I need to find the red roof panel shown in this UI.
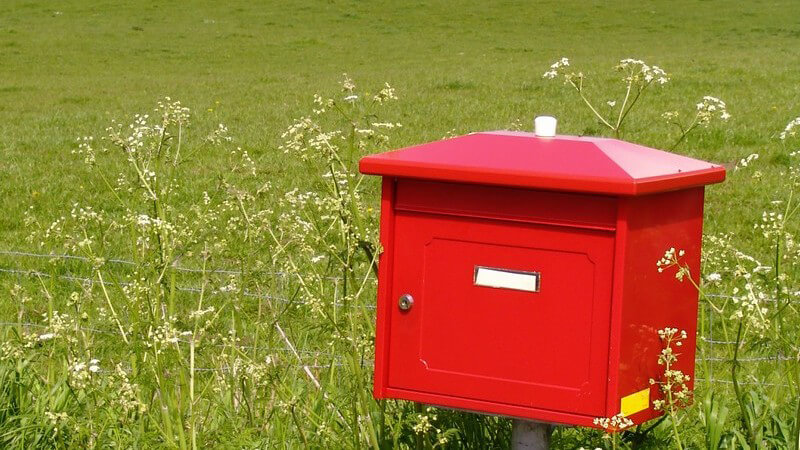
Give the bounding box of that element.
[359,131,725,196]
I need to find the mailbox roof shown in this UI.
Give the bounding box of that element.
[359,131,726,196]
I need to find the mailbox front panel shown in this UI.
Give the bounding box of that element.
[386,211,615,417]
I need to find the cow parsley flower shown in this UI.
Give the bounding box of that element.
[616,58,669,85]
[373,83,397,103]
[706,272,722,282]
[736,153,759,170]
[593,413,634,431]
[780,116,800,140]
[696,96,730,125]
[542,57,570,79]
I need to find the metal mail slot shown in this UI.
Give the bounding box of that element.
[474,266,540,292]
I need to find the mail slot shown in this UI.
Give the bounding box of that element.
[359,131,725,427]
[473,266,540,292]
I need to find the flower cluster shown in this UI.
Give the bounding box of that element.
[146,318,189,354]
[696,96,731,124]
[73,136,98,166]
[10,283,31,304]
[542,57,571,79]
[736,153,759,170]
[412,409,437,434]
[729,282,771,333]
[69,358,100,389]
[155,97,190,127]
[373,82,397,104]
[662,95,731,149]
[702,233,773,333]
[789,151,800,188]
[410,407,451,445]
[234,356,275,387]
[650,328,692,413]
[281,75,399,164]
[35,311,78,344]
[341,73,356,93]
[0,340,24,361]
[45,411,69,437]
[206,123,232,144]
[661,110,680,122]
[109,363,147,416]
[615,58,669,85]
[656,247,690,282]
[593,413,634,432]
[780,116,800,140]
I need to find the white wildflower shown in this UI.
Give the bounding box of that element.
[542,57,570,79]
[736,153,759,170]
[616,58,669,85]
[696,96,730,126]
[780,116,800,140]
[373,83,397,103]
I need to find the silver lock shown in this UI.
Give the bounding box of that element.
[398,294,414,311]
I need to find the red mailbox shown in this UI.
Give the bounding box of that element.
[359,131,725,427]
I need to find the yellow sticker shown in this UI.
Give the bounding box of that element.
[620,388,650,416]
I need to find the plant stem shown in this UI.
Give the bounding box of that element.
[615,81,633,131]
[96,271,129,344]
[664,336,684,450]
[614,87,645,138]
[668,407,684,450]
[670,118,699,150]
[189,337,196,450]
[731,320,755,445]
[568,80,614,130]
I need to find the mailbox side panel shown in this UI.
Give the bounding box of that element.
[373,177,397,398]
[607,187,704,424]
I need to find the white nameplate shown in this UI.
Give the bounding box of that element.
[474,266,540,292]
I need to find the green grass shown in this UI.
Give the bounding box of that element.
[0,1,799,448]
[1,0,799,243]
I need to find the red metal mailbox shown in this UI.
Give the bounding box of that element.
[359,131,725,427]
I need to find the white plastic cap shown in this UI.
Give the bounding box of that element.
[534,116,557,137]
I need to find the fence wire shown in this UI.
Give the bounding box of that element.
[0,266,374,310]
[0,249,375,377]
[0,249,795,387]
[0,249,342,279]
[0,321,373,371]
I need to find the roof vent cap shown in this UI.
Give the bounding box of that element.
[534,116,557,138]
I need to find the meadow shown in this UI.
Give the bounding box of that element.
[1,0,799,448]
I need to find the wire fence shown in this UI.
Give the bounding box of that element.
[0,321,365,359]
[0,262,374,310]
[0,248,795,387]
[0,248,374,381]
[696,296,797,388]
[0,250,343,279]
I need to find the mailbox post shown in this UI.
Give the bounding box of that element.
[359,129,725,441]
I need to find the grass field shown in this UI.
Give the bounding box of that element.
[1,1,799,448]
[2,0,800,241]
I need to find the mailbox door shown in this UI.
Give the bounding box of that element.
[387,211,614,416]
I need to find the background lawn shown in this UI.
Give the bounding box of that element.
[0,1,799,448]
[1,0,799,243]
